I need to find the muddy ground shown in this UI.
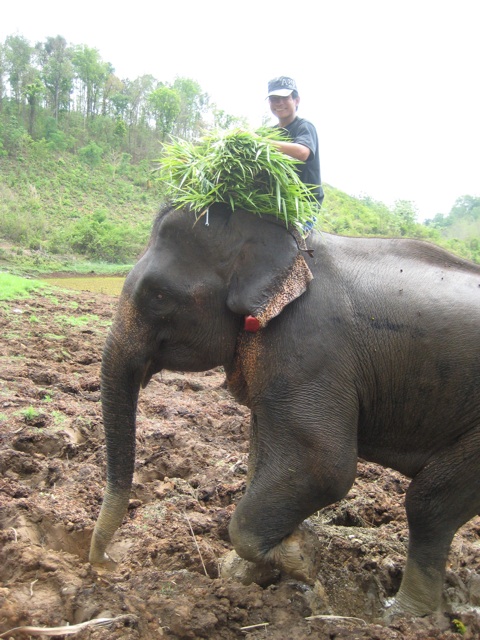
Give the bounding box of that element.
[0,284,479,639]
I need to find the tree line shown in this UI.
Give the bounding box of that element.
[0,33,243,161]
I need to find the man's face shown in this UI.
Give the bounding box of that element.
[268,94,300,124]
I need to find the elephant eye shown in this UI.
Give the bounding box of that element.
[147,287,178,319]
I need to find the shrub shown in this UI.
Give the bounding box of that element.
[78,141,104,167]
[69,212,147,263]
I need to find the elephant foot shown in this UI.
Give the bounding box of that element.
[382,597,449,627]
[263,521,322,585]
[89,545,119,571]
[222,522,322,587]
[220,550,280,586]
[221,549,331,617]
[382,597,405,623]
[382,599,451,633]
[303,579,331,615]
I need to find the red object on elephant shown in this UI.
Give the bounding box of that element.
[244,315,261,332]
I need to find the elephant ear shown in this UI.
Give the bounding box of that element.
[226,226,314,330]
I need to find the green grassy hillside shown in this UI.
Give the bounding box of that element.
[0,140,163,273]
[1,137,479,274]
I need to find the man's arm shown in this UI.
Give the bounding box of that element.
[273,140,311,162]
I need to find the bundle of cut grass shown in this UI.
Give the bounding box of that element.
[156,128,318,229]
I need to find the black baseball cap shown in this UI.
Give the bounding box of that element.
[267,76,298,97]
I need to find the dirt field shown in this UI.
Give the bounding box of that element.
[1,284,479,639]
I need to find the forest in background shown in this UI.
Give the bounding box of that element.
[1,32,479,271]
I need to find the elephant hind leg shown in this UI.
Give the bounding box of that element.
[396,427,480,616]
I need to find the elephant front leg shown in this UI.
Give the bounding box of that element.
[222,406,358,585]
[223,412,323,586]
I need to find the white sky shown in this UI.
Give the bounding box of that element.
[2,0,479,221]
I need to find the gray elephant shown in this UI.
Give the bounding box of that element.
[89,202,480,617]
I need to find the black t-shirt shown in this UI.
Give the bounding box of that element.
[279,117,323,205]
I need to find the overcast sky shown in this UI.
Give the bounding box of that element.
[2,0,479,221]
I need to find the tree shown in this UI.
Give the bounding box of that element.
[393,199,418,235]
[425,196,480,232]
[211,107,247,131]
[113,118,127,145]
[147,85,181,140]
[0,42,6,110]
[72,45,111,118]
[424,212,448,229]
[123,75,155,127]
[120,75,155,155]
[172,77,209,139]
[4,34,33,108]
[36,36,74,120]
[435,196,480,243]
[109,91,129,119]
[101,72,123,117]
[450,195,480,221]
[24,77,44,135]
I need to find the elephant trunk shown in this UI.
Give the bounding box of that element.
[89,329,141,563]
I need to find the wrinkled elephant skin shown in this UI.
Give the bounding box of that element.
[90,203,480,617]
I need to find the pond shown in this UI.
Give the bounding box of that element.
[43,276,125,296]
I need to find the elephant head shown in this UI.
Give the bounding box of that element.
[89,203,314,562]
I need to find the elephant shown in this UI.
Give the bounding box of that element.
[89,202,480,617]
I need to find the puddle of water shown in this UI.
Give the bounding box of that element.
[43,276,125,296]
